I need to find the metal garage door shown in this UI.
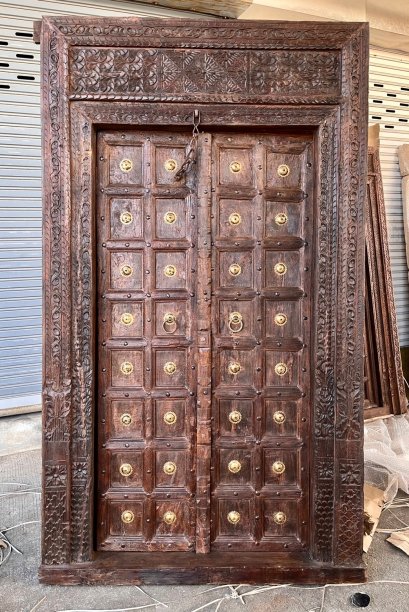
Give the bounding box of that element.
[0,0,204,412]
[369,48,409,346]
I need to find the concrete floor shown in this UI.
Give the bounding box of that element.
[0,415,408,612]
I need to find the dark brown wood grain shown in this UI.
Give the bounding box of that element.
[364,147,407,419]
[39,16,368,584]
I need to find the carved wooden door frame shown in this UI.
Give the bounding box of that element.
[38,17,368,584]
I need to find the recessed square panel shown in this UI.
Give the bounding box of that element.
[153,501,192,545]
[218,349,257,387]
[110,198,143,239]
[154,450,189,490]
[108,145,143,186]
[264,350,299,387]
[218,198,254,238]
[264,201,302,237]
[109,450,144,489]
[154,349,187,388]
[216,448,252,487]
[154,399,187,439]
[110,251,143,291]
[218,250,253,290]
[109,399,144,440]
[105,500,144,538]
[111,350,144,388]
[266,150,305,190]
[218,299,254,337]
[218,400,255,438]
[263,400,300,438]
[154,300,189,338]
[264,299,301,339]
[218,147,253,186]
[263,448,301,487]
[154,146,186,185]
[215,499,254,539]
[111,302,143,338]
[155,251,187,290]
[262,499,300,539]
[264,251,301,288]
[155,197,187,240]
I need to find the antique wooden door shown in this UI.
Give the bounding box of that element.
[39,17,369,584]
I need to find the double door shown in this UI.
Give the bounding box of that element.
[96,128,313,554]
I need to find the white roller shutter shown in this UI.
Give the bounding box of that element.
[0,0,205,412]
[369,47,409,346]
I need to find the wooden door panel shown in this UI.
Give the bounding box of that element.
[211,131,313,552]
[97,130,197,551]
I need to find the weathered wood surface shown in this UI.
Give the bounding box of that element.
[40,17,369,584]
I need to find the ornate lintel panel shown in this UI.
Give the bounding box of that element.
[40,16,368,584]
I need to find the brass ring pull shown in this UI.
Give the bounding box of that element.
[229,161,242,173]
[120,312,134,326]
[120,264,133,277]
[164,211,177,224]
[277,164,290,178]
[273,511,287,525]
[162,312,177,334]
[274,313,287,326]
[227,510,240,524]
[275,212,288,226]
[272,460,286,475]
[163,510,177,525]
[164,361,177,375]
[228,460,242,474]
[228,410,242,424]
[164,159,177,172]
[119,463,133,477]
[163,461,177,475]
[273,410,286,425]
[164,264,177,278]
[274,262,287,276]
[121,510,134,524]
[228,312,243,334]
[228,361,241,375]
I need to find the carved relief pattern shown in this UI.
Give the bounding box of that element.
[69,48,340,100]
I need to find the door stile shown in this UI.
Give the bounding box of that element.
[196,133,212,553]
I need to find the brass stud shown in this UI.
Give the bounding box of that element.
[228,459,242,474]
[120,159,132,173]
[164,159,177,172]
[164,361,177,375]
[120,361,134,375]
[228,212,242,226]
[275,212,288,226]
[273,411,286,425]
[274,262,287,276]
[120,211,133,225]
[229,161,242,173]
[272,460,286,475]
[274,362,288,377]
[163,510,177,525]
[274,313,287,326]
[277,164,290,178]
[164,211,177,224]
[119,463,133,477]
[163,461,177,475]
[229,263,242,277]
[120,413,132,426]
[227,510,241,524]
[228,410,242,424]
[121,510,135,524]
[164,264,177,278]
[164,411,177,425]
[228,362,241,375]
[120,312,134,326]
[120,264,133,277]
[273,511,287,525]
